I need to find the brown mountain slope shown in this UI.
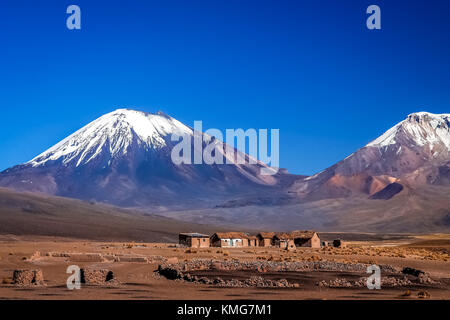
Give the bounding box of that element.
[0,187,222,242]
[290,112,450,200]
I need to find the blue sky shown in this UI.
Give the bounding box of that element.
[1,0,449,175]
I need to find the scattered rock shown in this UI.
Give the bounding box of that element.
[402,267,436,284]
[401,290,412,297]
[417,291,430,299]
[402,267,425,277]
[115,255,148,263]
[158,265,183,280]
[28,251,42,261]
[318,276,412,288]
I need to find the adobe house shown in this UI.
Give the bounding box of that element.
[243,234,258,247]
[273,233,296,250]
[256,232,275,247]
[179,233,210,248]
[273,231,321,249]
[291,231,321,248]
[210,232,246,247]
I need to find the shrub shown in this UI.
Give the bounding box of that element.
[401,290,411,297]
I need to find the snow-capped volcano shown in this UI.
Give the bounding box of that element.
[0,109,287,209]
[367,112,450,153]
[290,112,450,200]
[29,109,193,167]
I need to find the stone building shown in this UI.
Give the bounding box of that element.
[291,231,321,248]
[210,232,246,247]
[179,233,210,248]
[256,232,275,247]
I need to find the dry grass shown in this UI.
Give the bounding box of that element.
[320,245,449,261]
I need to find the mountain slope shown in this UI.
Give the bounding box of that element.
[0,188,222,242]
[290,112,450,200]
[0,109,290,209]
[1,109,449,233]
[167,185,450,233]
[202,112,450,232]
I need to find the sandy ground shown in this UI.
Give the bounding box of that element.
[0,234,449,300]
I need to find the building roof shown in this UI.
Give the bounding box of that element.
[179,233,210,238]
[290,230,317,239]
[212,232,249,239]
[257,232,276,239]
[274,230,317,240]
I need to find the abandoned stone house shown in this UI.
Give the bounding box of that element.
[258,231,321,248]
[244,235,258,247]
[290,231,321,248]
[178,233,210,248]
[256,232,275,247]
[273,233,296,250]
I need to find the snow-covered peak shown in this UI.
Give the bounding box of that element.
[366,111,450,150]
[29,109,193,167]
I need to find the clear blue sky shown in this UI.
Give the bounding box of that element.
[1,0,449,175]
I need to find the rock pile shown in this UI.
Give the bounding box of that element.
[402,267,436,284]
[115,255,149,263]
[318,276,413,288]
[215,276,299,288]
[80,268,119,286]
[318,278,353,288]
[161,259,398,274]
[44,252,164,264]
[158,264,299,288]
[12,269,45,286]
[158,259,405,289]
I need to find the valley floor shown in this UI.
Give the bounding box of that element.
[0,234,449,300]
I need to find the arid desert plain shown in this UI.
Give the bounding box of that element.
[0,233,449,300]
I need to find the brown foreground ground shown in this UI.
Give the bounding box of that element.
[0,233,449,300]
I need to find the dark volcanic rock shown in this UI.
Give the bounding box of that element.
[369,182,404,200]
